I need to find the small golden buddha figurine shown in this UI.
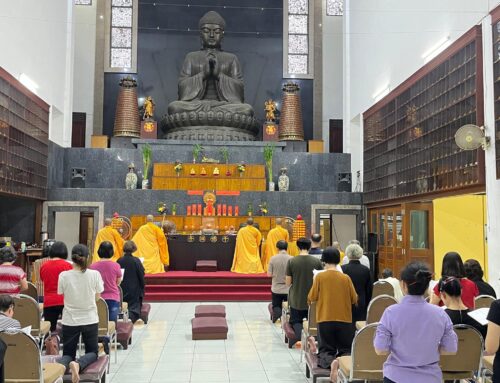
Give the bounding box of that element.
[190,168,196,176]
[200,167,207,176]
[213,167,220,176]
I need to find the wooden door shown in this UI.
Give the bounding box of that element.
[403,202,434,271]
[72,112,86,148]
[79,212,94,250]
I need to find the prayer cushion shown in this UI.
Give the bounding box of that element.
[195,305,226,318]
[117,321,134,349]
[192,317,228,340]
[305,351,331,382]
[63,355,108,382]
[196,260,217,272]
[141,303,151,324]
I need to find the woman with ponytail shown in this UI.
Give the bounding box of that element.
[57,244,104,383]
[373,262,457,383]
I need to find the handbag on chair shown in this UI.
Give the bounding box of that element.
[44,334,60,356]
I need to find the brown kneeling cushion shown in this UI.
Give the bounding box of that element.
[192,317,228,340]
[195,304,226,318]
[141,303,151,323]
[196,260,217,272]
[117,321,134,349]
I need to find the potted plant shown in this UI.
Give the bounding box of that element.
[174,160,183,177]
[192,144,203,164]
[263,143,275,191]
[219,147,229,164]
[142,144,152,189]
[237,163,246,178]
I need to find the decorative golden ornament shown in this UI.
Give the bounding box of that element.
[199,235,206,243]
[187,235,195,243]
[222,236,229,243]
[210,235,218,243]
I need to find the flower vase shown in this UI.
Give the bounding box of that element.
[268,181,275,191]
[142,179,149,189]
[176,172,180,177]
[239,172,243,178]
[278,168,289,192]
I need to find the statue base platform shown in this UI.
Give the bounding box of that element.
[163,126,256,141]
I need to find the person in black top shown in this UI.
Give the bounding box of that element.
[486,299,500,382]
[309,234,323,257]
[117,241,145,324]
[464,259,496,298]
[439,276,486,338]
[341,243,372,323]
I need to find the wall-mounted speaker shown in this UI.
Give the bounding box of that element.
[71,168,86,188]
[337,172,352,192]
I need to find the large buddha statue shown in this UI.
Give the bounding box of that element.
[162,11,259,141]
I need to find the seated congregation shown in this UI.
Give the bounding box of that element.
[0,240,148,383]
[266,235,500,383]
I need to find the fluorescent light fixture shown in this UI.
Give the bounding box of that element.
[373,85,390,102]
[422,36,451,63]
[19,73,39,94]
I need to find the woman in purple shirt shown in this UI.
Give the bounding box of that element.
[374,262,458,383]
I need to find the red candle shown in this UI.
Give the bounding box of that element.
[235,206,239,216]
[187,206,191,216]
[223,204,227,216]
[228,206,233,216]
[197,204,202,216]
[217,204,222,216]
[192,204,196,215]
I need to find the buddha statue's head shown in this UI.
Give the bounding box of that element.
[199,11,225,50]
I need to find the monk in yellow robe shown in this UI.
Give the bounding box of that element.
[261,218,289,271]
[92,218,124,262]
[231,218,263,274]
[131,215,169,274]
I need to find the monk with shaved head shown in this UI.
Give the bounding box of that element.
[132,215,169,274]
[92,217,124,262]
[231,217,263,274]
[261,218,289,272]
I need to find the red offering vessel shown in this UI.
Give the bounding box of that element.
[222,204,227,216]
[235,206,239,216]
[197,204,202,216]
[228,206,233,216]
[187,206,191,216]
[217,204,222,216]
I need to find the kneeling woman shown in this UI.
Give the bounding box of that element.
[58,244,104,383]
[307,247,358,381]
[374,262,458,383]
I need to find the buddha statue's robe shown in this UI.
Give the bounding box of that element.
[92,226,124,263]
[131,222,169,274]
[231,225,263,274]
[261,226,290,272]
[168,50,254,116]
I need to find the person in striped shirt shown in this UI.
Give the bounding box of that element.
[0,246,27,294]
[0,294,21,330]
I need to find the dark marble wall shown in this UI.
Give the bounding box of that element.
[0,196,36,242]
[48,141,65,189]
[48,188,362,227]
[102,0,314,140]
[53,146,351,192]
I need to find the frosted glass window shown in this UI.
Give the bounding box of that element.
[288,35,308,54]
[326,0,344,16]
[112,7,132,27]
[288,55,308,74]
[112,0,132,6]
[288,15,308,34]
[288,0,308,15]
[75,0,92,4]
[111,48,132,68]
[111,27,132,48]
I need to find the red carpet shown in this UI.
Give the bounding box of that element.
[145,271,272,302]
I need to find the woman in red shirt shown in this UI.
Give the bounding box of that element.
[40,241,73,332]
[430,251,479,309]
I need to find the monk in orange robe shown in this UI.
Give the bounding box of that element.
[131,215,169,274]
[231,218,263,274]
[261,218,289,271]
[92,218,124,262]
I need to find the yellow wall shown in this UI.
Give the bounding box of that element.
[433,194,487,278]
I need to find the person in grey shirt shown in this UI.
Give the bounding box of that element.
[0,294,21,331]
[267,240,292,322]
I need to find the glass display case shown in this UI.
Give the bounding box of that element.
[363,26,484,204]
[0,68,49,200]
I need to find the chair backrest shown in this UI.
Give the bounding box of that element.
[11,295,41,336]
[366,294,398,324]
[96,298,109,337]
[350,323,387,380]
[32,257,49,296]
[24,282,38,302]
[475,295,495,309]
[372,281,394,298]
[0,331,41,383]
[440,325,483,378]
[307,302,317,336]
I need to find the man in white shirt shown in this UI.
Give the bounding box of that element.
[341,239,370,269]
[267,240,292,322]
[379,268,404,301]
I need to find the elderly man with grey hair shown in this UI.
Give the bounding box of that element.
[341,239,370,269]
[341,243,372,323]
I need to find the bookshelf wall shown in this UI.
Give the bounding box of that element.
[363,26,484,205]
[0,67,49,200]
